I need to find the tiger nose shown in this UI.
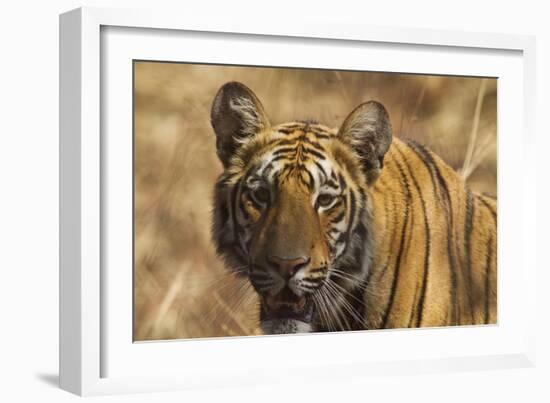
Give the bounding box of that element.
[267,255,310,279]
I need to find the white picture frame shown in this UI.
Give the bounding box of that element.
[59,6,537,396]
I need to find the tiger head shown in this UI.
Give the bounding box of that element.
[210,82,392,334]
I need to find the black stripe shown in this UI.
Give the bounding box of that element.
[381,157,411,328]
[273,138,301,147]
[273,167,285,183]
[405,140,458,324]
[338,173,347,190]
[358,187,366,204]
[272,146,298,156]
[328,228,340,237]
[219,172,238,187]
[408,286,420,328]
[484,235,493,324]
[308,126,333,138]
[372,183,396,285]
[335,233,346,245]
[217,185,230,226]
[301,167,315,190]
[309,124,331,131]
[478,196,497,224]
[345,190,357,245]
[280,162,296,173]
[278,123,306,130]
[303,147,326,160]
[301,137,326,152]
[365,197,395,286]
[269,154,292,164]
[246,191,263,212]
[332,211,345,224]
[262,162,273,175]
[312,132,331,139]
[355,221,368,239]
[230,181,243,251]
[443,204,458,324]
[395,148,421,328]
[313,161,327,180]
[271,135,318,149]
[396,146,432,328]
[406,140,443,205]
[278,128,298,135]
[464,189,475,322]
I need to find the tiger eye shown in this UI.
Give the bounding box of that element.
[252,188,270,204]
[317,194,336,208]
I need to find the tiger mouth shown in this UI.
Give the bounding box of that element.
[261,288,315,323]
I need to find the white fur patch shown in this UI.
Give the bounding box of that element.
[261,319,312,334]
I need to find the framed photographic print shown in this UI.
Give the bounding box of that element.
[60,7,537,396]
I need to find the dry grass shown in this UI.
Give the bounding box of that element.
[133,62,497,341]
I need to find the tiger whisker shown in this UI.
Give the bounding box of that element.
[312,293,336,332]
[318,286,350,331]
[204,277,251,324]
[211,290,254,335]
[324,279,365,326]
[204,271,249,294]
[329,268,367,284]
[330,270,385,299]
[230,282,255,317]
[327,273,371,305]
[325,282,351,330]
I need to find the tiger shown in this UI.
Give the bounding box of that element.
[210,81,497,335]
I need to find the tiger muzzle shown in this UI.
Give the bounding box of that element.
[260,287,315,323]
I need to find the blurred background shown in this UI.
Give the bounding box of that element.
[133,61,497,341]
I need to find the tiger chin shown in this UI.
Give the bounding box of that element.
[210,81,497,335]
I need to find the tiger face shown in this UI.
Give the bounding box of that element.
[211,82,392,334]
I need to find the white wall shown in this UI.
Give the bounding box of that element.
[0,0,547,401]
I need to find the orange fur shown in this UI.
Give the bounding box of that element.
[366,139,497,328]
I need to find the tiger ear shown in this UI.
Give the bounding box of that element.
[211,82,270,167]
[337,101,392,184]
